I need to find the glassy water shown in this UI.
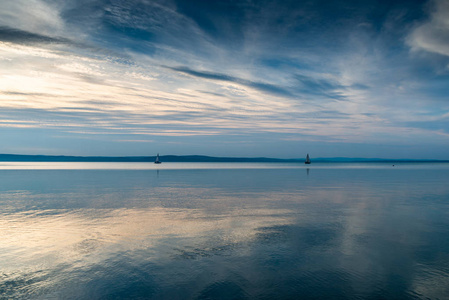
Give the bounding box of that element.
[1,163,449,299]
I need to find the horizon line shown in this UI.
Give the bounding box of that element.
[0,153,448,163]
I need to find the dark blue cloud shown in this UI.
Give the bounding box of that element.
[0,26,71,44]
[166,66,294,97]
[166,65,352,101]
[1,91,58,97]
[0,25,129,63]
[350,83,370,90]
[293,74,347,100]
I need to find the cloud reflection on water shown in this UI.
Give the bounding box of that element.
[0,206,294,265]
[0,167,449,299]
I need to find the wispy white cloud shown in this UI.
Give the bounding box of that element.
[0,0,64,35]
[407,0,449,57]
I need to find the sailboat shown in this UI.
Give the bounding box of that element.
[154,153,162,164]
[305,153,311,164]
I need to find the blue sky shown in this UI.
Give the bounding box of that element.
[1,0,449,158]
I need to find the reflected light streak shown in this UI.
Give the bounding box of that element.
[0,206,294,271]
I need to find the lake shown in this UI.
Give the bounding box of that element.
[1,162,449,299]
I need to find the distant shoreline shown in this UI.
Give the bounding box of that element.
[0,154,448,163]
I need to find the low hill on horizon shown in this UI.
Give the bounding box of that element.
[0,154,447,163]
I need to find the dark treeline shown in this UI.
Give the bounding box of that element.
[0,154,447,163]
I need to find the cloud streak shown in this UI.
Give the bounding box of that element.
[166,66,294,97]
[0,26,71,45]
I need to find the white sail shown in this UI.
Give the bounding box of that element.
[154,153,161,164]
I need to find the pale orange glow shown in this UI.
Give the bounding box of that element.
[0,206,294,271]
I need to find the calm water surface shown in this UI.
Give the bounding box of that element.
[1,163,449,299]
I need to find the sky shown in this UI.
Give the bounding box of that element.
[1,0,449,159]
